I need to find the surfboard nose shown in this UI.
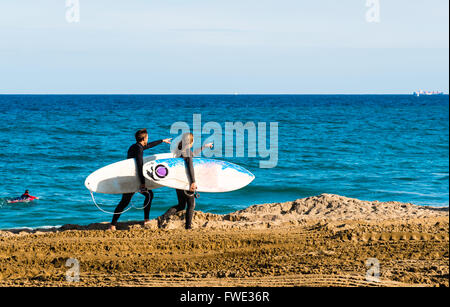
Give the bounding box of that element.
[239,170,255,188]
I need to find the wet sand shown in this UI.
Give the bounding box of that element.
[0,194,448,287]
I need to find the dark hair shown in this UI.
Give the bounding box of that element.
[178,132,194,150]
[25,190,29,193]
[135,129,148,142]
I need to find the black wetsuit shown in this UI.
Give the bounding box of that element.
[163,146,204,229]
[111,140,163,226]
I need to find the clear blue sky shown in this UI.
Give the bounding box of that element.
[0,0,448,94]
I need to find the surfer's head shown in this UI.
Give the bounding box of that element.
[178,132,194,151]
[135,129,148,145]
[24,190,29,194]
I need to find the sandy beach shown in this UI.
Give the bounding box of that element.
[0,194,448,287]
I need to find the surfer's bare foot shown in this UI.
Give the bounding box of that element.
[108,224,116,231]
[143,220,152,227]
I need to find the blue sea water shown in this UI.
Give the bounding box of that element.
[0,95,448,229]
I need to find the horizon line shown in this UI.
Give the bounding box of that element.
[0,93,448,96]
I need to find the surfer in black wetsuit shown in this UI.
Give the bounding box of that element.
[109,129,171,231]
[161,133,212,229]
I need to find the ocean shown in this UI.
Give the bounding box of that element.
[0,95,448,229]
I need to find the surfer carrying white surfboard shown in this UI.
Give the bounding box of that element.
[109,129,171,231]
[160,132,213,229]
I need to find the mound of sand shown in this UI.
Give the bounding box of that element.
[157,193,448,230]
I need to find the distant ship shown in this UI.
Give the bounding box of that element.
[413,90,444,97]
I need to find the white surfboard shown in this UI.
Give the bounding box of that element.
[85,153,174,194]
[143,158,255,192]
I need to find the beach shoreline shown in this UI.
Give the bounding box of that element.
[0,194,448,287]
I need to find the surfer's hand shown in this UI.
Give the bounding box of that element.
[190,182,197,192]
[162,138,172,144]
[205,143,213,148]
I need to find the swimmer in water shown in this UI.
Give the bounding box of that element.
[20,190,37,200]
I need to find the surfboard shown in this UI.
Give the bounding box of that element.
[85,153,174,194]
[143,158,255,192]
[6,197,38,204]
